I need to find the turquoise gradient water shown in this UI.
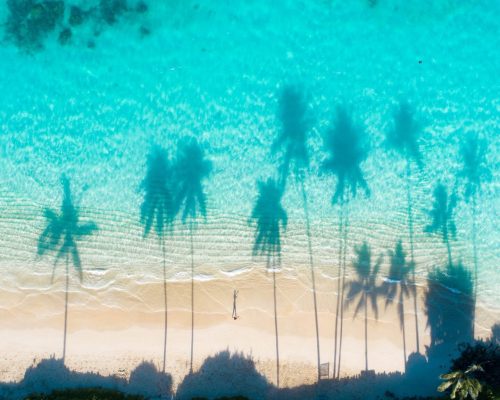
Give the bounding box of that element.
[0,0,498,320]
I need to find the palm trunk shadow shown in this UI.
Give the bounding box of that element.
[273,267,280,388]
[337,196,349,379]
[364,291,368,372]
[300,179,321,382]
[63,254,69,362]
[399,295,407,373]
[406,161,420,354]
[190,224,195,374]
[471,196,478,339]
[161,238,168,373]
[332,204,344,379]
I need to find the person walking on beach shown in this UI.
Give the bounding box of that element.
[232,289,239,320]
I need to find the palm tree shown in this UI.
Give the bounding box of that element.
[438,364,484,400]
[273,86,321,381]
[37,175,97,362]
[322,106,369,378]
[384,240,412,371]
[174,137,212,373]
[386,100,423,353]
[345,242,382,373]
[140,147,176,373]
[425,183,457,266]
[458,134,491,338]
[249,178,288,387]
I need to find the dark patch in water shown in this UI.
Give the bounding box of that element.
[58,27,71,45]
[139,25,150,37]
[100,0,128,25]
[136,0,148,13]
[6,0,65,50]
[5,0,151,49]
[68,5,86,27]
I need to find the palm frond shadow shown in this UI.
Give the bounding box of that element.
[140,146,175,239]
[37,175,98,361]
[173,137,212,225]
[425,183,457,266]
[272,85,311,187]
[249,179,288,265]
[38,176,97,282]
[386,101,423,169]
[322,106,370,204]
[458,134,491,203]
[345,242,383,372]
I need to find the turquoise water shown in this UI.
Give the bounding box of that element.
[0,0,498,327]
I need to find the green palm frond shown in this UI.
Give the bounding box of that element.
[438,364,484,400]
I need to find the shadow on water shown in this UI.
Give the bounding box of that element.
[458,133,491,338]
[273,85,321,381]
[321,106,370,379]
[272,86,311,187]
[37,175,98,362]
[249,178,287,388]
[383,240,413,372]
[174,136,212,374]
[386,100,425,355]
[0,357,172,399]
[140,146,177,373]
[176,351,270,400]
[345,242,383,373]
[425,183,457,267]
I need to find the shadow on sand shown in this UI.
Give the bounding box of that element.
[0,357,172,400]
[176,351,270,400]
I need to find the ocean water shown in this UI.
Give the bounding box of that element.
[0,0,498,338]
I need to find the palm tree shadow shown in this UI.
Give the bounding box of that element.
[272,85,321,381]
[425,183,457,267]
[424,261,474,361]
[173,137,212,374]
[321,106,370,378]
[140,146,175,239]
[383,240,412,371]
[458,133,491,338]
[272,85,311,187]
[386,100,425,355]
[37,175,98,362]
[139,146,176,373]
[345,242,383,373]
[249,178,288,387]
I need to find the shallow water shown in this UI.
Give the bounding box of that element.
[0,0,498,374]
